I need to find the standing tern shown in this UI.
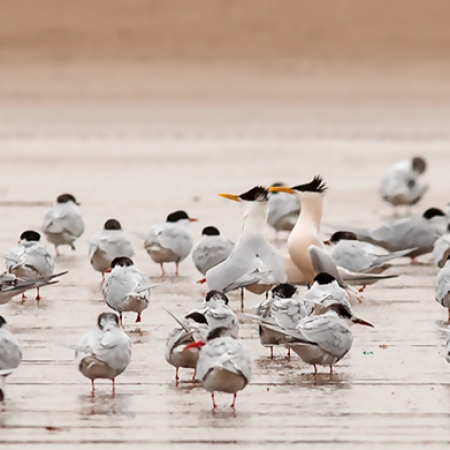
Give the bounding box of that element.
[196,326,252,410]
[264,303,373,374]
[303,272,351,315]
[194,291,239,333]
[0,316,22,401]
[205,186,287,310]
[435,258,450,321]
[253,283,305,358]
[379,156,428,210]
[333,207,449,262]
[102,256,156,324]
[326,231,414,273]
[165,311,209,383]
[192,226,234,276]
[2,230,54,301]
[72,312,132,395]
[267,182,301,238]
[143,210,197,276]
[42,193,84,256]
[89,219,134,283]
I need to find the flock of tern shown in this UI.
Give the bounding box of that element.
[1,155,450,410]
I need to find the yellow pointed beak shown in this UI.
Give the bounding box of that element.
[268,186,296,194]
[217,193,241,202]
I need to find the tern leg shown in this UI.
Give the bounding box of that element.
[119,313,123,327]
[175,367,179,385]
[21,293,26,303]
[191,369,197,382]
[101,272,105,285]
[211,392,217,409]
[411,256,419,264]
[287,348,291,360]
[91,379,95,396]
[36,287,41,302]
[358,285,366,293]
[270,347,273,359]
[230,393,237,409]
[448,309,450,322]
[313,365,317,375]
[71,244,76,251]
[160,264,166,277]
[175,263,179,277]
[135,314,141,323]
[240,288,244,312]
[112,379,115,397]
[54,245,60,257]
[329,365,334,376]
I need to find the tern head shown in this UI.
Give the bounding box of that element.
[313,272,337,286]
[166,210,197,223]
[110,256,134,269]
[327,231,358,245]
[20,230,41,242]
[218,186,269,203]
[206,326,238,341]
[185,312,208,324]
[0,316,6,328]
[56,193,80,205]
[97,312,120,329]
[104,219,122,230]
[327,303,374,328]
[271,283,297,299]
[422,208,445,220]
[205,290,229,305]
[412,156,427,174]
[202,226,220,236]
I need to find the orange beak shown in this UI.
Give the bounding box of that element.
[105,268,112,273]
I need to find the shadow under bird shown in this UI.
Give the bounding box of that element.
[263,303,373,374]
[2,230,54,301]
[379,156,428,209]
[195,326,252,410]
[88,218,135,283]
[192,226,234,276]
[205,186,287,310]
[0,316,22,401]
[140,210,197,276]
[165,310,209,383]
[102,256,157,324]
[42,193,84,256]
[69,312,132,395]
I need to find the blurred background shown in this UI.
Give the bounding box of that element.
[0,0,449,137]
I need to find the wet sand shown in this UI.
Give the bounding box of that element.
[0,61,450,448]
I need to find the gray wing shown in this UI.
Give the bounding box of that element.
[299,315,353,356]
[90,230,134,259]
[272,297,306,329]
[436,264,450,306]
[268,193,301,228]
[92,328,132,371]
[23,244,54,276]
[434,235,450,268]
[309,245,346,286]
[146,224,193,259]
[43,205,84,237]
[0,329,22,371]
[192,236,234,275]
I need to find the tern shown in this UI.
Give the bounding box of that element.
[165,311,209,383]
[205,186,287,310]
[0,316,22,401]
[192,226,234,276]
[194,291,239,334]
[303,272,351,315]
[89,219,135,283]
[42,193,84,256]
[142,210,197,276]
[267,182,301,238]
[379,156,428,210]
[196,326,252,410]
[435,258,450,321]
[253,283,305,358]
[2,230,54,301]
[72,312,132,395]
[264,303,373,374]
[332,207,448,262]
[326,231,414,273]
[102,256,157,324]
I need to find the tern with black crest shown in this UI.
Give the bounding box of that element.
[42,193,84,255]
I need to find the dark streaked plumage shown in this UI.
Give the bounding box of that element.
[329,231,358,243]
[238,186,268,202]
[271,283,297,299]
[313,272,337,285]
[292,176,327,193]
[205,290,229,305]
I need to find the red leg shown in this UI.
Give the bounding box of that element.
[160,264,166,276]
[101,272,105,284]
[175,263,179,277]
[191,368,197,382]
[329,365,333,376]
[112,379,115,396]
[135,314,141,323]
[313,365,317,375]
[270,347,273,359]
[287,348,291,361]
[211,392,217,409]
[21,292,26,304]
[91,379,95,396]
[175,367,179,385]
[119,313,123,326]
[448,309,450,322]
[358,285,366,293]
[36,287,41,302]
[411,256,419,264]
[230,393,237,409]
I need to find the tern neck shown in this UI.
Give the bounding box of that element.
[239,201,268,241]
[293,192,323,231]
